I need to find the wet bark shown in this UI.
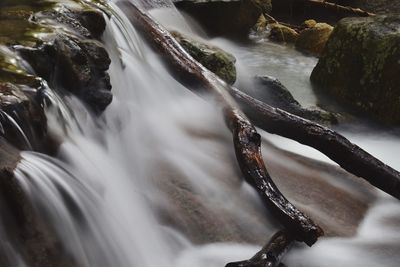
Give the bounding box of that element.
[226,231,293,267]
[229,88,400,200]
[118,1,323,246]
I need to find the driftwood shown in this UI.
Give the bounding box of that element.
[304,0,375,17]
[226,231,293,267]
[118,1,323,246]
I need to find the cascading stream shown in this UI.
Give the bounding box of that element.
[10,1,271,266]
[6,1,400,267]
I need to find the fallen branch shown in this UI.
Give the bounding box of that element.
[304,0,375,17]
[226,231,293,267]
[230,87,400,200]
[117,1,400,201]
[118,1,323,246]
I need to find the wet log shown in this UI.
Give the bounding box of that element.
[226,231,293,267]
[229,87,400,200]
[118,1,323,246]
[304,0,375,17]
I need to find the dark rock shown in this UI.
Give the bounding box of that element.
[0,1,112,113]
[0,48,47,151]
[0,2,111,267]
[18,35,112,113]
[311,15,400,125]
[172,32,237,85]
[254,75,338,124]
[174,0,272,38]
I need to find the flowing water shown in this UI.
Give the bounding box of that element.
[3,0,400,266]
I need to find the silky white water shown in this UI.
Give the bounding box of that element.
[6,1,400,267]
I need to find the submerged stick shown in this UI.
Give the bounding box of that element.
[226,231,293,267]
[118,1,323,246]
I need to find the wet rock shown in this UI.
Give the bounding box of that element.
[0,138,79,267]
[254,75,337,124]
[0,0,112,150]
[0,48,47,151]
[174,0,272,38]
[0,2,111,267]
[173,32,237,85]
[18,35,112,113]
[302,19,317,28]
[0,1,112,113]
[269,23,299,43]
[311,15,400,125]
[296,22,333,56]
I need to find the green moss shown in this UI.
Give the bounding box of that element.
[0,0,106,88]
[173,32,237,85]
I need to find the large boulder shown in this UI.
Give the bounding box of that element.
[173,32,237,85]
[296,22,333,56]
[311,15,400,125]
[174,0,272,38]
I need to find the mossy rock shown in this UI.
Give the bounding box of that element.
[0,1,112,266]
[269,23,299,43]
[296,22,333,56]
[0,0,111,113]
[0,0,112,150]
[311,15,400,125]
[173,32,237,85]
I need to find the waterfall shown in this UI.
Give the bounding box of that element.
[8,1,272,266]
[3,1,400,267]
